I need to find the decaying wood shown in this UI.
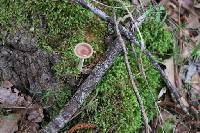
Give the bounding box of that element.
[113,10,151,133]
[42,39,122,132]
[74,0,189,113]
[0,28,60,98]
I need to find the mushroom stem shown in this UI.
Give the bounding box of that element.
[78,58,84,71]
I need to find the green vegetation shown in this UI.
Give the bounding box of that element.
[86,55,159,132]
[41,87,71,121]
[0,0,106,76]
[136,19,172,56]
[0,1,173,132]
[191,43,200,58]
[77,18,172,132]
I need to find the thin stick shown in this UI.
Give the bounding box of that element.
[113,10,151,133]
[92,0,134,9]
[74,0,189,114]
[117,1,165,130]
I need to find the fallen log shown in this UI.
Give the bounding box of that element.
[42,39,122,133]
[74,0,189,114]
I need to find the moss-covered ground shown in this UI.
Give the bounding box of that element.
[0,0,172,132]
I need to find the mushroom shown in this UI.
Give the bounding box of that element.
[74,43,93,72]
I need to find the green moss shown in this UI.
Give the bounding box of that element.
[0,1,173,132]
[0,1,107,76]
[136,18,172,56]
[191,43,200,59]
[82,54,159,132]
[53,24,106,76]
[41,86,71,124]
[79,18,172,132]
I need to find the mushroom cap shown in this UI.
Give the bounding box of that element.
[2,80,13,88]
[74,43,93,59]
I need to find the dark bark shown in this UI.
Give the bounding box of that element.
[0,28,59,99]
[74,0,189,114]
[42,40,122,133]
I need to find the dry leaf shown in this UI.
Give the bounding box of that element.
[191,34,200,44]
[163,57,176,87]
[131,0,140,5]
[174,123,189,133]
[181,42,195,58]
[191,83,200,94]
[27,104,44,123]
[158,87,167,99]
[160,0,171,5]
[178,0,194,10]
[0,81,44,132]
[191,73,200,94]
[191,73,200,83]
[0,113,21,133]
[180,62,198,82]
[186,15,200,29]
[2,80,13,88]
[0,86,26,107]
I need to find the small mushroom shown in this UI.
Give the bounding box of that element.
[74,43,93,72]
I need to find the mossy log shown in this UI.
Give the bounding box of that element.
[42,39,122,133]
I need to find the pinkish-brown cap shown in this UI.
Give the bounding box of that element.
[74,43,93,59]
[2,80,13,88]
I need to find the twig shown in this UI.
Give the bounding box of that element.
[113,10,151,133]
[64,123,96,133]
[158,101,185,115]
[74,0,189,114]
[92,0,134,9]
[117,1,165,130]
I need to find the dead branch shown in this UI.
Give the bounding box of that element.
[113,10,151,133]
[74,0,189,114]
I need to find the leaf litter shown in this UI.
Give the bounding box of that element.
[0,81,44,133]
[154,0,200,132]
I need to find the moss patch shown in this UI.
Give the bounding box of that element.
[137,18,172,56]
[0,1,173,132]
[0,1,107,76]
[76,18,172,132]
[41,86,71,126]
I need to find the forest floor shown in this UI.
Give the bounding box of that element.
[0,0,199,133]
